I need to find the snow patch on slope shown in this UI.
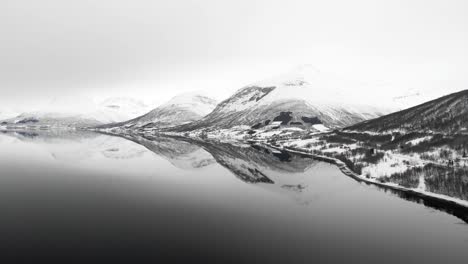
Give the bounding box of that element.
[312,124,329,132]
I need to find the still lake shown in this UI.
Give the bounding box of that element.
[0,130,467,263]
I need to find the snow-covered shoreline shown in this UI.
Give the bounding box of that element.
[260,142,468,209]
[153,128,468,211]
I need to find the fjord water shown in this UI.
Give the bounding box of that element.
[0,131,467,263]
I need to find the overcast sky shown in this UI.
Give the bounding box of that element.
[1,0,468,112]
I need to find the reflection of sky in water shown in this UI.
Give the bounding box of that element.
[0,131,467,263]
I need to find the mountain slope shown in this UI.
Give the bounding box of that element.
[100,93,217,130]
[172,66,387,131]
[346,89,468,134]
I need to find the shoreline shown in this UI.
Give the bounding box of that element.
[257,141,468,213]
[98,128,468,213]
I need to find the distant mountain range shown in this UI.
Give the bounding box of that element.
[171,66,388,132]
[346,89,468,134]
[0,97,150,129]
[4,66,463,135]
[1,112,103,128]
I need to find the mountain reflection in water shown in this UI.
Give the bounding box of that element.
[3,129,468,221]
[117,133,468,216]
[1,130,468,263]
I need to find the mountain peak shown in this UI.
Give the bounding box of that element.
[242,66,371,109]
[173,68,389,131]
[100,91,218,130]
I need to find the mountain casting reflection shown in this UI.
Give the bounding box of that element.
[2,129,468,223]
[110,132,468,221]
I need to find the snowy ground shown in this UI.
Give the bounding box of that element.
[361,152,424,179]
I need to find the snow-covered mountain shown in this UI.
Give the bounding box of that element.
[346,89,468,134]
[1,95,101,128]
[1,112,102,128]
[0,96,150,129]
[100,92,218,130]
[173,66,389,131]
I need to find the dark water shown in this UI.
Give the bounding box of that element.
[0,130,467,263]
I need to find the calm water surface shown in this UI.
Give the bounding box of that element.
[0,130,467,263]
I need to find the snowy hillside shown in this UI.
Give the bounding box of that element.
[173,66,389,131]
[100,92,218,130]
[346,89,468,134]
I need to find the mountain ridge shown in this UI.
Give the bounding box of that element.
[170,66,388,131]
[345,89,468,134]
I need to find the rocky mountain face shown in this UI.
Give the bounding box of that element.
[346,89,468,134]
[172,66,387,131]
